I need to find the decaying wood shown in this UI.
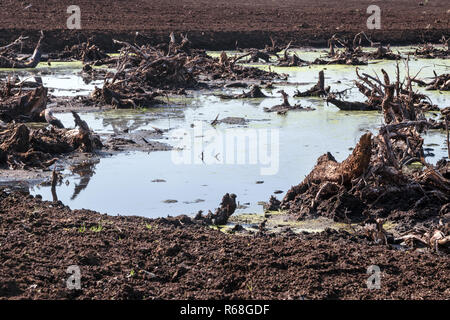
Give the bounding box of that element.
[326,95,374,111]
[346,66,439,113]
[91,82,163,109]
[294,70,329,97]
[412,73,450,91]
[365,218,389,245]
[0,78,48,122]
[90,34,282,108]
[0,35,28,54]
[277,41,308,67]
[0,112,102,169]
[410,37,449,59]
[194,193,237,225]
[216,85,268,100]
[0,31,44,69]
[281,65,450,227]
[395,224,450,253]
[311,33,368,66]
[367,46,401,60]
[264,90,314,114]
[47,39,112,65]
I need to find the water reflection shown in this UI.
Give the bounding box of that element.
[69,159,99,200]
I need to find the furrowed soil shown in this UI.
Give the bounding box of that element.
[0,190,449,300]
[0,0,449,52]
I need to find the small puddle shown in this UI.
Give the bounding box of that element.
[227,213,358,234]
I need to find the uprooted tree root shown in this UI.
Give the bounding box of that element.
[0,31,44,69]
[235,38,308,67]
[90,34,283,109]
[194,193,237,225]
[413,73,450,91]
[312,34,368,66]
[216,85,269,100]
[91,82,164,109]
[281,66,450,242]
[410,37,449,59]
[46,40,113,65]
[264,90,314,115]
[0,116,102,169]
[235,32,400,67]
[311,32,401,66]
[327,65,439,112]
[294,70,329,97]
[0,78,48,122]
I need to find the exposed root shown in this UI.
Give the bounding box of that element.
[194,193,237,225]
[326,95,375,111]
[89,34,282,108]
[0,113,102,169]
[0,31,43,69]
[412,73,450,91]
[294,71,329,97]
[0,78,47,122]
[410,37,449,59]
[281,65,449,229]
[47,39,112,65]
[264,90,314,114]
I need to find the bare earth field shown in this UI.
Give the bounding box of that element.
[0,0,449,51]
[1,190,448,300]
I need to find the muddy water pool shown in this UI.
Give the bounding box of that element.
[2,48,448,217]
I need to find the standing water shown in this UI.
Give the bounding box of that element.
[2,48,447,217]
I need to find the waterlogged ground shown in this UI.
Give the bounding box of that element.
[0,61,104,96]
[2,48,449,219]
